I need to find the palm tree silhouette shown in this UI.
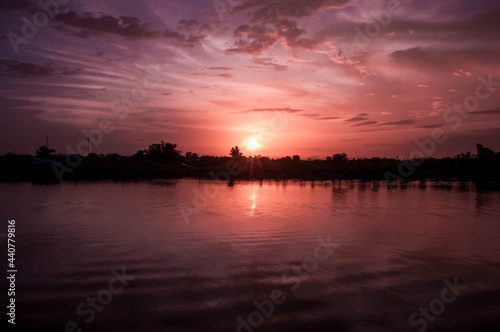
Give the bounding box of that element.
[230,146,243,159]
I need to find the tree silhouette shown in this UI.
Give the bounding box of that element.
[476,144,495,160]
[136,141,181,162]
[133,149,148,158]
[148,141,180,161]
[35,146,55,158]
[230,146,243,159]
[332,153,348,163]
[454,151,472,160]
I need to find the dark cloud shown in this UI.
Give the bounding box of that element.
[55,12,162,39]
[204,67,234,70]
[0,0,31,12]
[345,116,368,122]
[235,0,353,19]
[417,124,444,129]
[183,34,205,46]
[389,47,500,76]
[54,11,204,46]
[61,66,84,76]
[227,0,353,55]
[387,8,500,43]
[242,107,302,113]
[353,120,377,126]
[317,116,341,120]
[323,7,500,48]
[178,19,199,30]
[378,120,415,126]
[227,24,278,55]
[0,59,83,77]
[471,108,500,115]
[227,19,320,55]
[390,47,450,71]
[298,114,340,120]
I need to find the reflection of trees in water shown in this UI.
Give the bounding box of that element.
[475,190,494,211]
[331,180,348,204]
[429,181,453,190]
[356,180,380,192]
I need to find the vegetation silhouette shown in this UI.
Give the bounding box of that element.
[35,146,55,158]
[0,141,499,188]
[134,141,181,162]
[230,146,243,160]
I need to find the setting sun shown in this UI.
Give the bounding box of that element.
[246,138,260,150]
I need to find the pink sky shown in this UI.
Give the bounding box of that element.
[1,0,499,158]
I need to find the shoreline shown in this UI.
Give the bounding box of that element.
[1,154,498,186]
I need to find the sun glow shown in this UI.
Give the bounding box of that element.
[246,137,260,150]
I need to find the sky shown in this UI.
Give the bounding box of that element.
[1,0,499,158]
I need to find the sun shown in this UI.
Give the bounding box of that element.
[246,137,260,150]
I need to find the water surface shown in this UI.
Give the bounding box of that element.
[1,180,499,331]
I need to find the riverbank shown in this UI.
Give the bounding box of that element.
[1,154,499,185]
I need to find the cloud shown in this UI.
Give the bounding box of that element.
[298,113,340,120]
[227,0,353,55]
[178,19,199,30]
[55,12,164,39]
[471,108,500,115]
[390,46,500,76]
[409,101,449,119]
[241,107,302,113]
[456,69,472,77]
[235,0,353,19]
[353,120,377,126]
[204,67,234,70]
[0,0,31,12]
[227,24,279,55]
[191,73,232,78]
[317,116,341,120]
[54,11,203,45]
[417,124,444,129]
[378,120,415,126]
[316,7,500,78]
[345,116,368,122]
[395,49,447,71]
[251,58,288,71]
[0,59,83,77]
